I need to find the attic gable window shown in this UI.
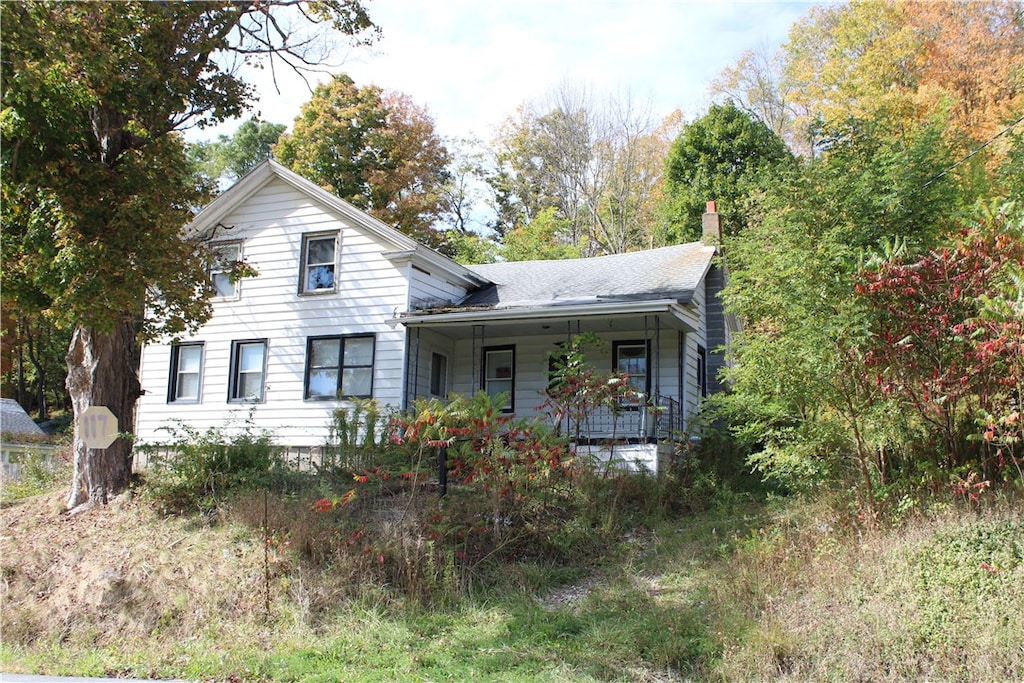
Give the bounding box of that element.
[209,242,241,299]
[300,232,338,294]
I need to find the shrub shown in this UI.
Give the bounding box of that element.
[0,445,71,503]
[140,417,280,513]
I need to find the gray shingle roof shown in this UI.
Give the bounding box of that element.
[1,398,44,437]
[461,242,717,309]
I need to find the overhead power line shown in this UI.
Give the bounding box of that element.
[922,113,1024,188]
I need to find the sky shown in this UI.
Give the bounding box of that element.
[196,0,817,144]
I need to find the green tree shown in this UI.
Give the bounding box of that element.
[1,1,375,512]
[488,83,678,254]
[274,75,451,251]
[189,118,287,185]
[501,207,582,262]
[661,101,793,243]
[716,112,963,509]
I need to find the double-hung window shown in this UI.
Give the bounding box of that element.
[613,340,650,404]
[229,340,267,402]
[304,335,375,400]
[300,233,338,293]
[209,242,241,299]
[482,345,515,412]
[168,343,203,403]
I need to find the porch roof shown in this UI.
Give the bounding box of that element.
[399,242,716,325]
[464,242,715,307]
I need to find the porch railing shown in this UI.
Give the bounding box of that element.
[565,394,684,443]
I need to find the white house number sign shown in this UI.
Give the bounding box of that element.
[79,405,119,449]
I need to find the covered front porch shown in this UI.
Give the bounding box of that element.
[397,301,707,472]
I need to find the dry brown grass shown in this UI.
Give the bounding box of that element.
[706,500,1024,681]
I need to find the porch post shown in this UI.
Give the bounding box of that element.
[653,316,661,440]
[653,316,661,400]
[679,331,688,432]
[472,325,483,393]
[411,328,421,405]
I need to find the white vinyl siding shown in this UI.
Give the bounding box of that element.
[136,177,421,447]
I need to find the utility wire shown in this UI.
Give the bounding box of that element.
[922,113,1024,188]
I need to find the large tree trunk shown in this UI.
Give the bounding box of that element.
[65,320,141,512]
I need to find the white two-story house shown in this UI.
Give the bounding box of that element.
[135,160,735,472]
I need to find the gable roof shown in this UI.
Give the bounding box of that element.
[1,399,44,437]
[461,243,717,310]
[186,159,489,289]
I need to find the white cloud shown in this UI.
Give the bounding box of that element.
[191,0,813,143]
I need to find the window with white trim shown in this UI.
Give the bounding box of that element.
[300,233,338,293]
[304,335,375,400]
[229,340,267,402]
[482,345,515,412]
[168,343,203,403]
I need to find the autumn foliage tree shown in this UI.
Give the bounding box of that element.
[488,83,679,256]
[1,1,376,512]
[274,75,452,252]
[713,0,1024,171]
[855,202,1024,485]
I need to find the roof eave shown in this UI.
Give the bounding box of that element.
[395,298,699,331]
[185,160,489,288]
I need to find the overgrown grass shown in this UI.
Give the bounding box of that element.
[3,478,1022,681]
[4,403,1022,680]
[0,446,71,504]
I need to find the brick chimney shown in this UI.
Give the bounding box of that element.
[701,200,722,244]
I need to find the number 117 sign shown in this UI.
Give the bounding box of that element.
[79,405,119,449]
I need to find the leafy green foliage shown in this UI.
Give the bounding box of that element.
[717,112,967,510]
[909,520,1024,646]
[500,206,583,261]
[188,118,286,185]
[141,419,280,513]
[661,101,793,242]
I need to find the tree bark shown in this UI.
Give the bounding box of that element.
[65,320,141,512]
